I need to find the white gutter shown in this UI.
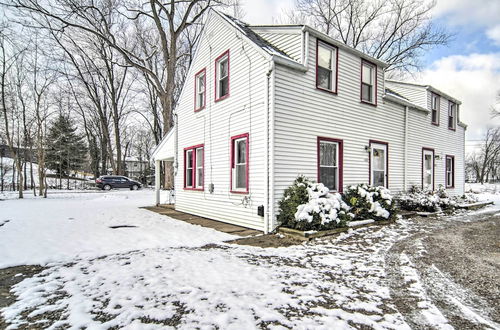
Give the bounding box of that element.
[269,61,276,232]
[264,62,272,234]
[301,26,310,68]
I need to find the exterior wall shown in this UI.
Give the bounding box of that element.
[272,34,407,216]
[406,91,465,195]
[386,82,427,108]
[253,29,303,62]
[174,13,269,230]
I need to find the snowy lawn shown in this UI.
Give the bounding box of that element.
[1,189,499,329]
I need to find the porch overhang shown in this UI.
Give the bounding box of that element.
[152,127,175,162]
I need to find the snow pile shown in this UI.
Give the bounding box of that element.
[398,186,457,213]
[294,183,352,229]
[343,184,395,221]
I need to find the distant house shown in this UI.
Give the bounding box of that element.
[153,10,466,233]
[123,157,151,181]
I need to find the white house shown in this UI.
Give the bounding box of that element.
[153,10,466,233]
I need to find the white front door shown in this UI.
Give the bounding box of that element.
[423,149,434,190]
[371,143,387,187]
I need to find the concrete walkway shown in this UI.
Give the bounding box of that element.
[142,204,262,237]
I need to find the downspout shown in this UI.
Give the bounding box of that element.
[403,106,408,191]
[264,61,274,234]
[301,26,309,68]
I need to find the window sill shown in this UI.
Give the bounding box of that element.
[316,86,337,95]
[360,100,377,107]
[230,190,249,194]
[446,185,454,189]
[194,106,205,113]
[184,187,204,191]
[448,127,456,131]
[215,94,230,103]
[431,122,440,126]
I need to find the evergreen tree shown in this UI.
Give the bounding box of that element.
[45,114,87,179]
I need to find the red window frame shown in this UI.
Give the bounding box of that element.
[184,144,204,191]
[194,68,206,112]
[315,39,339,94]
[448,101,457,131]
[317,137,344,192]
[215,50,230,102]
[369,140,389,188]
[431,92,440,126]
[360,59,377,106]
[445,155,455,188]
[230,133,249,194]
[422,147,435,191]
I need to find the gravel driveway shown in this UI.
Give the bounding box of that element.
[1,210,499,329]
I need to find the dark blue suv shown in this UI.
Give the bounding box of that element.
[96,176,142,191]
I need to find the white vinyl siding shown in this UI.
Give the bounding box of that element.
[174,13,268,230]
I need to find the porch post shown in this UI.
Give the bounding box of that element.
[155,160,161,205]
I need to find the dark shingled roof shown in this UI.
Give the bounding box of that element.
[219,13,291,59]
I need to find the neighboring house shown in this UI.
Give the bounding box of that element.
[123,157,151,181]
[153,10,466,233]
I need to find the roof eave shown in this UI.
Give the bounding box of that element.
[383,94,429,113]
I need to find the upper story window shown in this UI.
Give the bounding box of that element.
[361,60,376,105]
[431,92,440,125]
[231,134,249,193]
[194,68,206,111]
[448,101,457,130]
[316,40,338,93]
[215,50,229,101]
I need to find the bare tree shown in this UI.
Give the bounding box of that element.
[467,127,500,184]
[282,0,450,73]
[0,25,25,198]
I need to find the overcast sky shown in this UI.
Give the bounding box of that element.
[239,0,500,148]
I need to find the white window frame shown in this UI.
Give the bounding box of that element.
[431,93,440,125]
[370,142,388,188]
[446,155,454,188]
[231,135,248,193]
[195,69,205,111]
[448,102,457,130]
[185,149,194,188]
[216,51,229,101]
[196,147,204,189]
[316,41,337,93]
[361,61,376,104]
[318,139,339,191]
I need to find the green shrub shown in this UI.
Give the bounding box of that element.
[277,175,310,229]
[343,184,397,221]
[397,185,457,213]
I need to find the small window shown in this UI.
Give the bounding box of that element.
[431,93,440,125]
[231,134,248,193]
[361,61,376,104]
[215,50,229,101]
[316,41,337,93]
[446,155,454,188]
[448,102,457,130]
[184,145,204,190]
[318,137,343,192]
[194,69,206,111]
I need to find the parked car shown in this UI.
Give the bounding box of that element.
[95,176,142,191]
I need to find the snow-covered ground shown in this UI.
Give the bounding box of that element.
[1,189,499,329]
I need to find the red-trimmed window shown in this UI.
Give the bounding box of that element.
[215,50,229,101]
[317,137,343,192]
[361,60,376,105]
[369,140,388,188]
[446,155,454,188]
[448,101,457,130]
[184,144,204,190]
[431,92,440,125]
[194,68,206,111]
[230,134,248,193]
[316,40,338,93]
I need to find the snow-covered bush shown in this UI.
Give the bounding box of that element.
[277,177,351,231]
[343,184,397,221]
[277,175,311,229]
[293,183,352,231]
[397,185,457,213]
